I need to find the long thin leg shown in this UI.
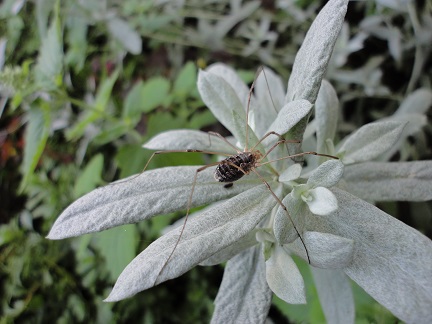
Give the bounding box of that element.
[154,162,221,286]
[111,149,232,186]
[207,131,241,153]
[258,151,339,167]
[251,168,311,264]
[251,132,300,151]
[259,139,287,161]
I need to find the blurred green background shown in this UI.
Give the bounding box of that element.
[1,0,431,322]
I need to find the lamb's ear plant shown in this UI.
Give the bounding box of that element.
[48,0,432,323]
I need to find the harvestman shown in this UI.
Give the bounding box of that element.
[129,68,337,285]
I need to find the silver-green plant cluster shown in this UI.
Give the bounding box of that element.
[48,0,432,323]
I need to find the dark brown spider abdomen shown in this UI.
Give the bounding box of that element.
[214,152,257,183]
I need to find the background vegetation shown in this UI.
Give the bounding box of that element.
[1,0,431,322]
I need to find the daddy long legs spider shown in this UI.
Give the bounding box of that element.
[128,66,339,286]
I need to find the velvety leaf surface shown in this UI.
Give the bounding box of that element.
[312,268,355,324]
[48,166,260,239]
[199,230,258,266]
[211,246,272,324]
[307,159,344,188]
[342,161,432,201]
[312,188,432,323]
[286,0,349,103]
[337,121,406,163]
[265,99,313,137]
[197,69,246,144]
[266,245,306,304]
[144,129,237,154]
[105,185,275,301]
[315,80,339,154]
[289,231,354,268]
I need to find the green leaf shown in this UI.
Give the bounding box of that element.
[66,69,119,140]
[107,17,142,55]
[123,77,170,118]
[173,62,197,98]
[34,2,63,90]
[20,104,51,189]
[93,225,139,281]
[73,154,104,198]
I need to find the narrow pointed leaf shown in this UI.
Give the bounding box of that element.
[266,245,306,304]
[337,121,406,163]
[105,185,275,301]
[279,164,302,182]
[289,231,354,268]
[286,0,348,103]
[265,99,313,137]
[342,161,432,201]
[211,246,272,324]
[307,159,344,188]
[274,194,303,245]
[312,188,432,323]
[206,63,250,108]
[200,230,258,266]
[21,105,51,188]
[396,88,432,115]
[34,9,63,90]
[315,80,339,153]
[197,69,246,144]
[144,129,237,154]
[47,166,260,239]
[312,268,355,324]
[254,67,285,138]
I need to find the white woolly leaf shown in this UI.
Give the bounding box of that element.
[307,159,344,188]
[312,268,355,324]
[337,121,406,163]
[104,185,275,301]
[206,63,251,110]
[311,188,432,324]
[265,99,313,137]
[289,231,354,268]
[200,230,258,266]
[396,88,432,115]
[274,194,304,245]
[286,0,349,103]
[266,245,306,304]
[47,166,260,239]
[253,67,285,138]
[315,80,339,153]
[279,164,302,182]
[306,187,338,216]
[342,161,432,201]
[197,69,246,144]
[211,247,272,324]
[144,129,237,154]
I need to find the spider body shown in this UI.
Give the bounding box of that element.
[214,151,262,183]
